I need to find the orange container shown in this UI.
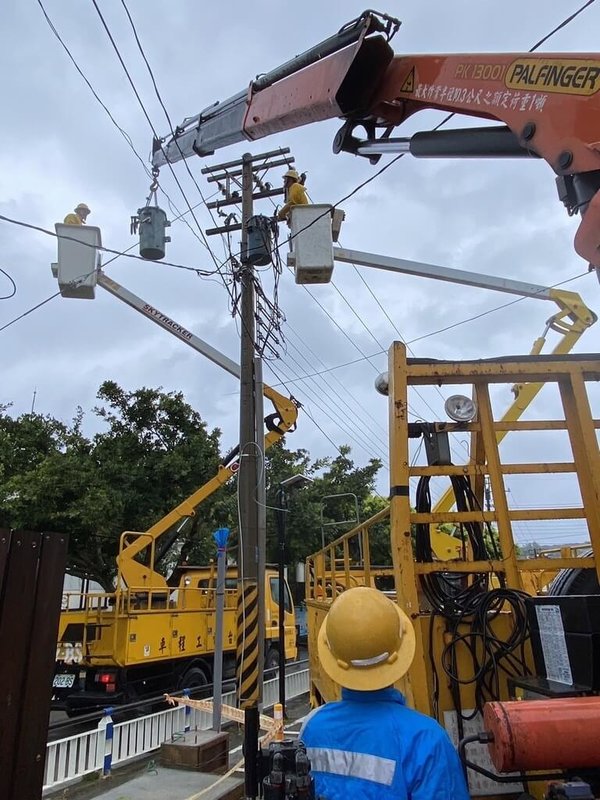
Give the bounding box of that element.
[484,697,600,772]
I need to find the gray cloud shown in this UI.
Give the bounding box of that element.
[2,0,599,540]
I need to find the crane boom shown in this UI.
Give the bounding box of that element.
[91,271,298,588]
[153,10,600,267]
[329,247,596,517]
[97,272,240,378]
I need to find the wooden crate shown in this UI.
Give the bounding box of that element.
[159,730,230,773]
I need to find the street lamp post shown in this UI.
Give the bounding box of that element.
[275,473,312,716]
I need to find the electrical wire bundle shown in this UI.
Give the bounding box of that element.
[415,474,531,718]
[415,474,500,619]
[441,588,531,717]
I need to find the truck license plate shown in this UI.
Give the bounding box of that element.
[52,673,75,688]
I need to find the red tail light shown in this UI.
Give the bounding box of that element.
[96,672,117,691]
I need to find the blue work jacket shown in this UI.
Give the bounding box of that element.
[299,687,471,800]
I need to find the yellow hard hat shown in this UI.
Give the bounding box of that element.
[283,169,300,181]
[75,203,91,213]
[317,586,416,691]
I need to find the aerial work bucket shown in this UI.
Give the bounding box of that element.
[52,223,102,299]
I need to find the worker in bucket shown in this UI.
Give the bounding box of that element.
[64,203,91,225]
[300,587,470,799]
[277,168,308,222]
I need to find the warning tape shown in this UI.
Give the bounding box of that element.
[164,694,283,745]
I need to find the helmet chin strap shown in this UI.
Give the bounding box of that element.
[350,651,390,668]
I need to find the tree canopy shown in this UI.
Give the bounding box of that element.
[0,384,384,591]
[0,383,227,588]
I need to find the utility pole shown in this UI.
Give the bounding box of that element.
[203,148,292,799]
[238,153,260,797]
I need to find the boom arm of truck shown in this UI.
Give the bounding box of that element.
[152,9,600,267]
[329,247,596,522]
[93,271,298,589]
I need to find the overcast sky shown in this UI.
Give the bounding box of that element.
[2,0,599,547]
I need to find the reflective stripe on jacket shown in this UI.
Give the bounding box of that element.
[299,687,471,800]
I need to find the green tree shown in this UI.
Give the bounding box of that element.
[263,442,383,580]
[0,383,229,589]
[0,390,385,592]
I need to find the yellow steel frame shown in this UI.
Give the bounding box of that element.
[305,350,600,760]
[434,287,596,514]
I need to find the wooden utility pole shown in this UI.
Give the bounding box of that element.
[203,148,292,798]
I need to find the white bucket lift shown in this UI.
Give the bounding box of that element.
[287,204,344,284]
[51,223,102,299]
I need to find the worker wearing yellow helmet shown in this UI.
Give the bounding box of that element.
[276,168,308,222]
[299,587,470,799]
[64,203,91,225]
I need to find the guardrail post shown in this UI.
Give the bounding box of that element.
[183,689,191,732]
[98,708,114,777]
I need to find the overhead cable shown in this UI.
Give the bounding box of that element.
[35,0,208,250]
[0,291,61,333]
[113,0,236,294]
[89,0,229,278]
[0,268,17,300]
[0,214,218,276]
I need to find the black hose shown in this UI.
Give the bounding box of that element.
[415,474,531,715]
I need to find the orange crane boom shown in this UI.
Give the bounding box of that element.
[153,10,600,267]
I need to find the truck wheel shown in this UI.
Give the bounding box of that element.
[265,647,280,677]
[549,549,600,596]
[180,666,209,692]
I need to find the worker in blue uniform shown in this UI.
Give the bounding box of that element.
[300,586,471,799]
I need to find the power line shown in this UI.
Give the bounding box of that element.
[529,0,597,51]
[88,0,229,283]
[0,268,17,300]
[324,273,464,450]
[35,0,209,251]
[266,360,390,501]
[0,213,219,275]
[405,269,590,345]
[283,322,389,439]
[36,0,151,180]
[276,344,389,460]
[272,268,592,386]
[114,0,236,300]
[0,291,61,334]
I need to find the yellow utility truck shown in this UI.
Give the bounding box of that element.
[53,560,296,714]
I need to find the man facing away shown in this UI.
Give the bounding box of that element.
[300,586,471,799]
[64,202,91,225]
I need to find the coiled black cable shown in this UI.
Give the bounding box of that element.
[415,474,531,716]
[415,474,500,620]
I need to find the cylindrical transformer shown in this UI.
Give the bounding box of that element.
[246,215,272,266]
[484,697,600,772]
[138,206,171,260]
